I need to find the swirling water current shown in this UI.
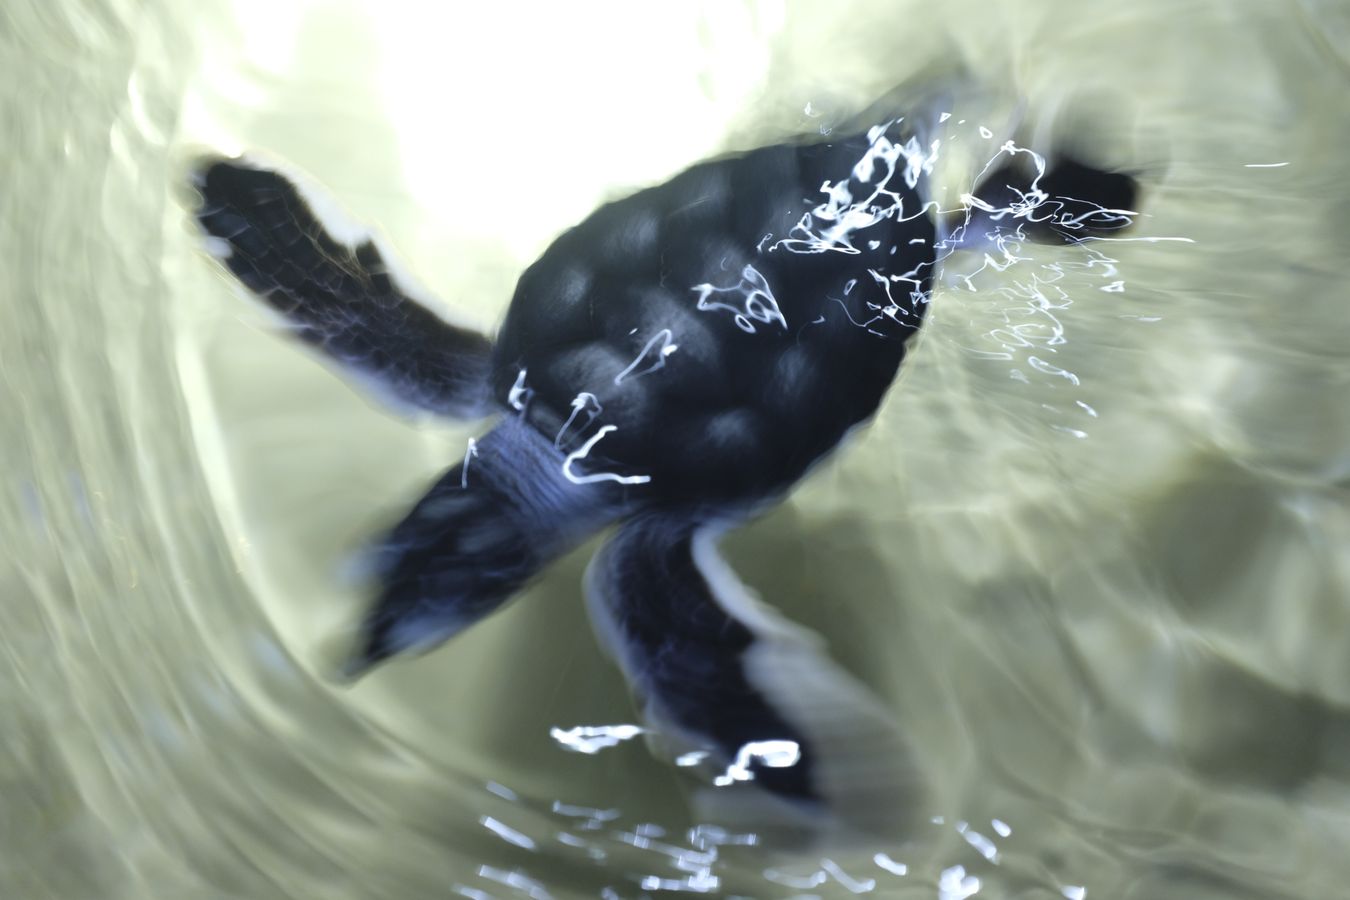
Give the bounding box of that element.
[4,1,1350,897]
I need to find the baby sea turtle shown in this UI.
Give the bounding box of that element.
[191,107,1137,827]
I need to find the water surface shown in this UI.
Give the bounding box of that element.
[4,1,1350,897]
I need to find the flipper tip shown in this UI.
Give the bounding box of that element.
[314,619,390,686]
[333,650,380,685]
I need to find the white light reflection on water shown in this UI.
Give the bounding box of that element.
[873,852,909,876]
[712,739,802,786]
[820,857,878,893]
[476,865,553,900]
[481,815,539,851]
[938,864,982,900]
[547,723,647,754]
[955,820,1000,863]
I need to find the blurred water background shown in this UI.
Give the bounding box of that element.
[4,0,1350,896]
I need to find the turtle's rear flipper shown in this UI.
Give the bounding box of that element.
[585,513,926,836]
[190,155,494,419]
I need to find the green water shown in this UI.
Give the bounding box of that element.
[5,0,1350,896]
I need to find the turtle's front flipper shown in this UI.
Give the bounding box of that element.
[191,156,494,419]
[585,513,926,835]
[344,417,622,678]
[951,150,1140,248]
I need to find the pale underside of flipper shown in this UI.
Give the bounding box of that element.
[190,155,495,419]
[584,513,927,836]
